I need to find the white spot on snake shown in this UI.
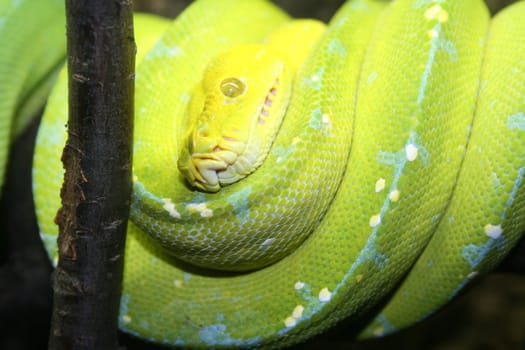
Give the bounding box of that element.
[484,224,502,239]
[294,281,305,290]
[405,144,418,161]
[318,288,331,302]
[284,317,296,328]
[283,304,305,328]
[388,189,400,202]
[467,271,479,279]
[173,279,183,288]
[122,314,132,323]
[180,92,191,103]
[186,202,213,218]
[427,29,439,39]
[292,305,304,319]
[424,4,449,23]
[261,238,275,247]
[322,113,331,126]
[369,214,381,228]
[162,198,181,219]
[375,178,386,192]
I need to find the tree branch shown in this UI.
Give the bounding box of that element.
[49,0,135,349]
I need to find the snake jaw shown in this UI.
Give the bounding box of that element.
[178,145,239,192]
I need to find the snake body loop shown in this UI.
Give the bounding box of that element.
[0,0,523,348]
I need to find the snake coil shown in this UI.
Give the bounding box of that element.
[1,0,524,348]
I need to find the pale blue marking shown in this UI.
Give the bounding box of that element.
[414,0,446,8]
[40,118,67,147]
[131,181,164,206]
[277,282,322,335]
[272,143,297,163]
[350,0,370,11]
[227,186,252,225]
[304,66,325,91]
[367,71,378,86]
[40,233,58,255]
[198,324,228,345]
[180,92,191,103]
[447,277,470,301]
[376,149,405,167]
[198,324,262,347]
[309,107,324,130]
[145,41,184,61]
[119,294,131,323]
[503,166,525,220]
[328,38,347,57]
[188,193,206,206]
[490,172,503,191]
[461,241,496,269]
[295,283,317,304]
[437,38,458,61]
[507,112,525,131]
[183,272,192,283]
[417,23,441,105]
[374,313,399,334]
[328,133,425,302]
[139,320,150,330]
[457,237,506,301]
[174,338,185,346]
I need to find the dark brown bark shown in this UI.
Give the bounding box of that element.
[48,0,135,349]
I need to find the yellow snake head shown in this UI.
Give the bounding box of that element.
[177,44,292,192]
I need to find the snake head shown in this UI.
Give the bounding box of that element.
[177,44,292,192]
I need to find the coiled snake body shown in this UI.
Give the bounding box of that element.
[2,0,524,348]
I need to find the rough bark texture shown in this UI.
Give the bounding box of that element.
[48,0,135,349]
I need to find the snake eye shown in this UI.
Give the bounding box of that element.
[220,77,246,98]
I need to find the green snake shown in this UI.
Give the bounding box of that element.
[1,0,524,348]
